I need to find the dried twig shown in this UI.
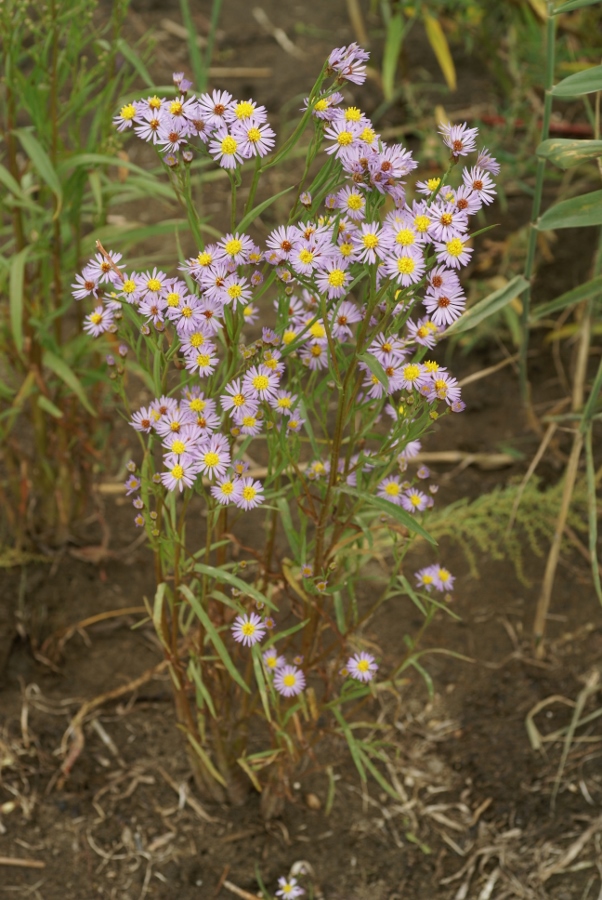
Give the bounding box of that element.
[252,8,306,59]
[223,880,261,900]
[0,856,45,869]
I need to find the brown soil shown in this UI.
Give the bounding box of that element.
[1,1,602,898]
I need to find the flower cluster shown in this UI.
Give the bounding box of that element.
[74,43,497,703]
[112,74,276,168]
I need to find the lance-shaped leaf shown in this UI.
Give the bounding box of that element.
[339,485,436,545]
[537,190,602,230]
[357,351,388,386]
[552,64,602,97]
[536,138,602,169]
[42,350,97,417]
[193,562,277,610]
[553,0,601,11]
[179,584,250,694]
[237,185,293,233]
[531,274,602,320]
[14,128,63,218]
[423,11,456,91]
[444,275,529,335]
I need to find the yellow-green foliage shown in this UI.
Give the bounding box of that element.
[426,477,589,584]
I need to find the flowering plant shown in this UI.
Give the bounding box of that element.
[73,43,499,810]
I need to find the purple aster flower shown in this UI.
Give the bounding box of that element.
[233,477,265,510]
[415,565,438,591]
[113,102,138,131]
[428,201,469,242]
[215,232,253,265]
[232,116,275,158]
[263,648,286,671]
[160,453,200,492]
[134,111,163,144]
[231,612,266,647]
[452,184,483,216]
[209,127,245,169]
[323,119,362,159]
[435,238,473,270]
[352,222,391,264]
[315,259,350,299]
[347,651,378,682]
[196,436,231,480]
[211,476,243,506]
[462,166,497,206]
[124,474,141,496]
[427,372,462,406]
[423,285,466,327]
[401,488,429,514]
[86,249,123,284]
[327,42,370,85]
[71,268,99,301]
[84,305,114,337]
[377,476,403,505]
[331,300,362,340]
[303,90,344,120]
[197,89,234,126]
[226,98,268,124]
[476,146,501,175]
[433,566,455,592]
[243,365,280,401]
[439,121,479,158]
[382,247,426,287]
[274,665,306,697]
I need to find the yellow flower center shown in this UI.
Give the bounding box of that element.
[197,252,213,266]
[298,249,314,265]
[336,130,354,146]
[362,233,379,249]
[190,333,204,347]
[204,451,220,468]
[277,397,292,409]
[446,238,464,257]
[310,322,326,339]
[171,440,185,454]
[414,215,430,232]
[233,393,245,407]
[422,574,434,584]
[410,494,422,507]
[403,364,421,382]
[424,360,440,372]
[314,99,329,111]
[235,101,255,119]
[427,177,441,191]
[385,482,400,497]
[360,127,376,144]
[283,330,297,344]
[339,242,353,257]
[196,353,211,367]
[221,136,238,155]
[283,674,296,687]
[397,257,416,275]
[344,106,362,121]
[242,486,256,501]
[252,374,270,391]
[171,465,184,479]
[147,278,162,292]
[90,312,102,325]
[169,100,183,115]
[287,419,299,430]
[395,228,415,246]
[243,305,254,318]
[221,481,234,495]
[328,269,346,288]
[189,398,206,411]
[242,415,256,427]
[247,127,261,143]
[440,212,453,226]
[148,96,162,110]
[181,306,192,318]
[166,292,180,306]
[241,622,256,636]
[120,104,137,120]
[227,284,242,300]
[346,193,364,211]
[123,279,136,293]
[357,659,370,672]
[224,238,242,257]
[311,345,323,357]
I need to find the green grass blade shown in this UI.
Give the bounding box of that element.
[179,584,250,693]
[179,0,206,90]
[193,562,277,609]
[553,0,601,11]
[9,246,29,355]
[14,128,63,218]
[552,64,602,97]
[537,189,602,230]
[251,643,272,722]
[530,274,602,320]
[445,275,529,335]
[42,349,97,417]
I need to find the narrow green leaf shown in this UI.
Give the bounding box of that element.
[185,731,227,787]
[358,351,388,387]
[537,190,602,230]
[553,0,601,12]
[179,0,207,90]
[357,745,402,800]
[251,644,272,723]
[536,138,602,169]
[179,584,250,693]
[14,129,63,218]
[37,395,64,418]
[0,163,24,198]
[9,247,29,355]
[445,275,530,335]
[42,349,97,417]
[237,185,293,233]
[332,705,366,781]
[339,485,437,545]
[193,562,276,610]
[397,574,427,615]
[187,658,217,717]
[115,38,154,86]
[275,497,298,557]
[382,12,404,101]
[552,64,602,97]
[530,274,602,320]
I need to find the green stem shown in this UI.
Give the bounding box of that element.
[520,2,556,401]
